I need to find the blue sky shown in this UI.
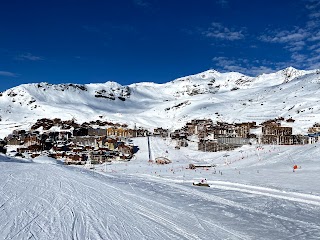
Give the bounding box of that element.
[1,0,320,91]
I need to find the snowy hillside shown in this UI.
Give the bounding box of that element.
[0,67,319,137]
[1,137,320,239]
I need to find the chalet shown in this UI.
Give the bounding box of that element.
[294,134,308,145]
[186,119,214,136]
[43,137,54,150]
[55,152,66,159]
[90,151,112,163]
[153,128,169,138]
[262,135,293,145]
[107,127,132,137]
[53,118,62,125]
[307,132,320,144]
[177,139,188,147]
[73,127,89,136]
[105,138,117,150]
[308,123,320,133]
[135,128,150,137]
[185,122,196,135]
[170,130,188,140]
[262,125,292,136]
[24,135,41,147]
[65,153,87,165]
[95,136,108,148]
[6,135,22,145]
[55,131,72,141]
[261,124,294,145]
[118,144,134,157]
[72,136,98,147]
[52,144,70,152]
[27,144,42,152]
[212,122,237,138]
[235,122,256,138]
[72,146,85,153]
[88,127,106,136]
[198,139,235,152]
[84,145,94,151]
[12,130,27,141]
[260,123,306,145]
[61,119,79,129]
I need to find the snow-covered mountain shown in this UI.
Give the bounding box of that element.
[2,68,320,239]
[0,67,319,137]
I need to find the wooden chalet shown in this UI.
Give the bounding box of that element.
[235,122,256,138]
[307,132,320,144]
[153,128,169,138]
[198,139,235,152]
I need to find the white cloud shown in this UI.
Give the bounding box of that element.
[210,1,320,73]
[309,12,320,18]
[306,1,320,28]
[212,56,276,76]
[291,52,307,62]
[260,28,308,44]
[203,22,245,41]
[247,66,275,76]
[16,53,43,61]
[133,0,151,7]
[308,31,320,41]
[306,19,320,28]
[216,0,228,8]
[303,54,320,69]
[309,42,320,50]
[285,40,306,52]
[212,56,235,66]
[306,0,320,11]
[0,71,18,77]
[257,1,320,71]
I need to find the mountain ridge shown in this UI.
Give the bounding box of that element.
[0,67,319,138]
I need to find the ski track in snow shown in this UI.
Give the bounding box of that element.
[146,176,320,228]
[0,162,244,240]
[2,136,320,239]
[1,161,320,239]
[207,181,320,206]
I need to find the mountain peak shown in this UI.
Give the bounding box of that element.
[283,66,298,71]
[1,67,320,138]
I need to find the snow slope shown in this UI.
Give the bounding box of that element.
[1,137,320,239]
[0,67,319,137]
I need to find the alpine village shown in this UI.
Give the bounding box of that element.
[2,116,320,166]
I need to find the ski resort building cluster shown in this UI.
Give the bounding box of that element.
[2,116,320,162]
[170,118,316,152]
[3,118,150,164]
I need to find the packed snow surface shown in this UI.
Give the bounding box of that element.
[1,137,320,239]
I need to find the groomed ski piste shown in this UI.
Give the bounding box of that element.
[1,137,320,240]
